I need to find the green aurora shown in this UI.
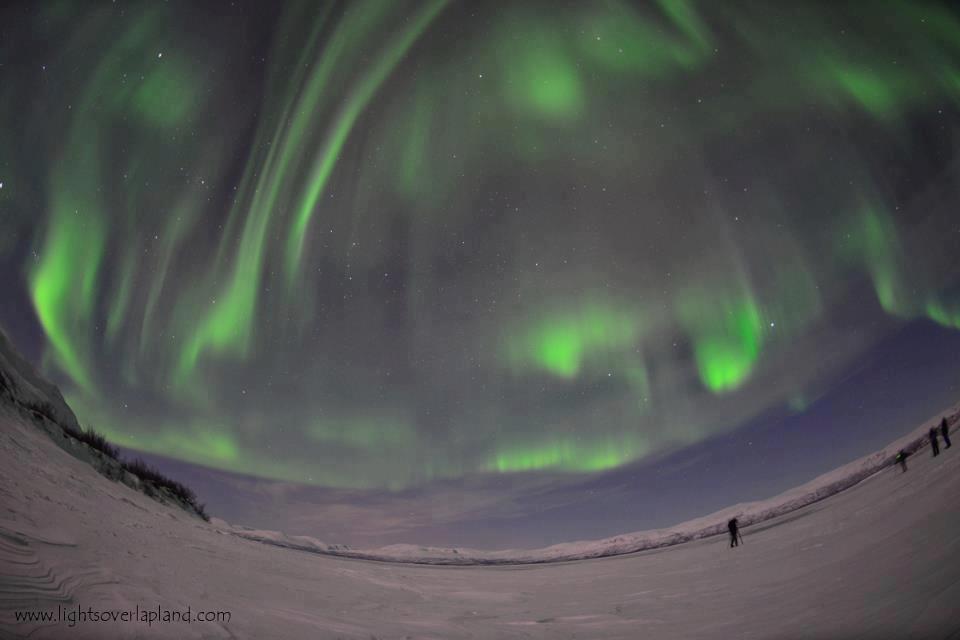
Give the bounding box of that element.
[2,0,960,489]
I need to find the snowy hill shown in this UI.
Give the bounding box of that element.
[0,328,207,520]
[0,329,82,434]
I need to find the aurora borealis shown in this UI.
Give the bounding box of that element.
[3,0,960,546]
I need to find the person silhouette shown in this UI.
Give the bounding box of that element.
[941,418,952,449]
[929,427,940,457]
[727,518,742,548]
[895,449,909,472]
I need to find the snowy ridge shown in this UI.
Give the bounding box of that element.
[230,404,959,565]
[0,328,81,433]
[0,328,207,519]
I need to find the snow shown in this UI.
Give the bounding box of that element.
[3,409,959,639]
[0,329,82,434]
[1,324,959,637]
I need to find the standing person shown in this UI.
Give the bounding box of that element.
[896,449,910,472]
[941,418,952,449]
[727,518,742,548]
[929,427,940,457]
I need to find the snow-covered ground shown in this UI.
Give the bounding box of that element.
[2,398,960,639]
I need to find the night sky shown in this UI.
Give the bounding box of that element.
[2,0,960,549]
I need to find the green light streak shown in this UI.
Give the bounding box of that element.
[926,299,960,329]
[830,66,899,119]
[838,206,907,315]
[29,216,103,393]
[106,258,135,341]
[678,290,765,393]
[505,303,641,378]
[171,2,396,382]
[29,137,105,395]
[839,207,960,331]
[577,0,711,75]
[657,0,710,52]
[65,392,457,490]
[139,202,196,357]
[488,435,649,473]
[286,0,449,281]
